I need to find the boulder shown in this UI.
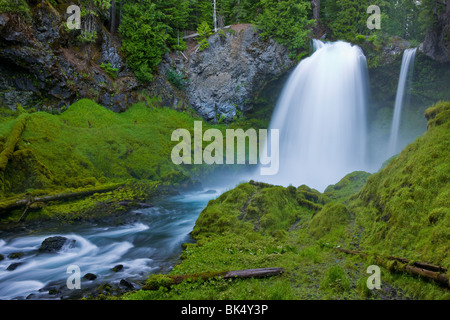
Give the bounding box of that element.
[7,262,23,271]
[111,264,124,272]
[38,236,75,253]
[119,279,135,290]
[7,252,24,259]
[83,273,97,281]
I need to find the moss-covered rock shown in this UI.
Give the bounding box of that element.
[324,171,371,203]
[309,203,350,239]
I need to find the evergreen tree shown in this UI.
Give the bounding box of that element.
[119,0,170,82]
[254,0,314,59]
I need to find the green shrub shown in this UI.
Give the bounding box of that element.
[197,21,212,51]
[0,0,31,20]
[100,63,119,79]
[166,69,187,90]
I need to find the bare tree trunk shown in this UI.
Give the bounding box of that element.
[110,0,116,34]
[311,0,320,21]
[213,0,217,32]
[311,0,320,33]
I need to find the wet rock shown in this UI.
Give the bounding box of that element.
[83,273,97,281]
[119,279,135,290]
[7,262,23,271]
[111,264,124,272]
[38,236,75,253]
[138,202,153,208]
[202,189,217,194]
[47,286,62,295]
[7,252,24,259]
[0,254,4,261]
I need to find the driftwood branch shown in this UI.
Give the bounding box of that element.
[335,247,449,288]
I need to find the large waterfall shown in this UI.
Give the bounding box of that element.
[387,48,417,157]
[257,40,370,192]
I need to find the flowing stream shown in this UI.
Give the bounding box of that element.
[0,190,219,300]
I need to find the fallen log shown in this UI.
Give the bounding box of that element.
[0,114,28,172]
[223,268,284,279]
[403,264,449,287]
[0,183,123,214]
[335,247,449,288]
[386,255,447,273]
[142,268,285,290]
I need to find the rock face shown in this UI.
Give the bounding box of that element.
[0,2,138,111]
[156,25,296,122]
[0,4,295,121]
[420,7,450,62]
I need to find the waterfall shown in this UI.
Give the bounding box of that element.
[387,48,417,157]
[257,40,370,192]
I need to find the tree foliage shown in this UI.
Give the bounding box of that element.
[320,0,442,43]
[254,0,315,59]
[116,0,445,82]
[119,1,170,82]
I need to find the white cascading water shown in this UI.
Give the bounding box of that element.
[387,48,417,157]
[258,40,370,192]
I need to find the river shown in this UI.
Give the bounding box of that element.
[0,189,220,300]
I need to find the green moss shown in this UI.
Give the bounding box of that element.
[0,114,28,172]
[324,171,371,203]
[309,203,350,240]
[351,101,450,267]
[0,0,31,19]
[0,99,203,198]
[320,265,351,293]
[121,101,450,301]
[191,181,322,240]
[425,101,450,129]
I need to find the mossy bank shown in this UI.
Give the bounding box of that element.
[122,101,450,301]
[0,98,254,227]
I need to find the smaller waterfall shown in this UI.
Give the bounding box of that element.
[387,48,417,156]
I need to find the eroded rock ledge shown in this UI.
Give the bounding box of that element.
[148,24,297,122]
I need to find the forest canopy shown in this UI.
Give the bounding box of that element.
[25,0,443,81]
